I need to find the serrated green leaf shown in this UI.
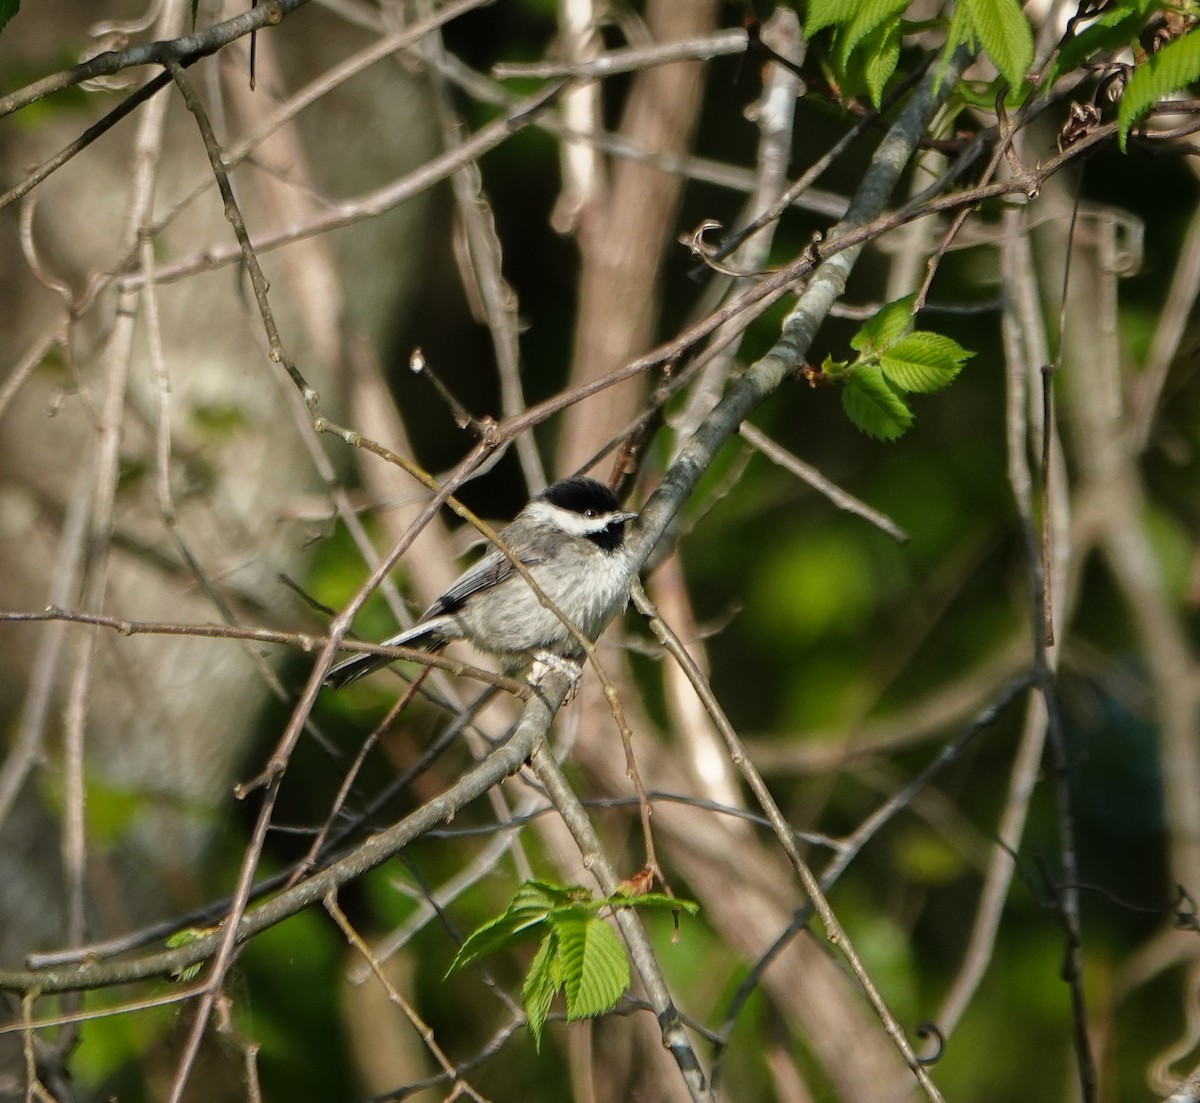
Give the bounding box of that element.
[165,928,207,949]
[0,0,19,35]
[863,16,903,106]
[1119,27,1200,149]
[806,0,862,36]
[446,910,542,976]
[165,927,208,983]
[447,880,580,976]
[511,880,579,913]
[611,892,701,915]
[837,0,910,69]
[851,293,918,352]
[521,932,561,1052]
[553,914,630,1021]
[843,364,914,440]
[879,331,972,392]
[934,0,975,90]
[963,0,1034,91]
[945,0,977,53]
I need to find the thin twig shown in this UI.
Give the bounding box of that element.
[121,83,567,291]
[739,423,909,543]
[632,581,949,1102]
[0,469,90,833]
[0,608,523,692]
[526,732,714,1103]
[937,208,1054,1034]
[0,0,305,118]
[289,670,432,886]
[419,27,547,492]
[491,28,748,79]
[326,893,492,1103]
[1131,177,1200,449]
[165,58,316,404]
[0,73,173,210]
[675,7,804,446]
[1039,177,1095,1103]
[0,671,558,997]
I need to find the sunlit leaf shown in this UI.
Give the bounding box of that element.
[445,910,539,976]
[851,293,918,352]
[521,933,561,1052]
[805,0,862,35]
[610,892,700,915]
[963,0,1034,91]
[837,0,910,68]
[879,331,972,392]
[822,352,851,377]
[863,16,903,106]
[843,363,914,440]
[553,914,630,1021]
[446,880,571,975]
[1119,27,1200,149]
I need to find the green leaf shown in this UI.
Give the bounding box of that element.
[851,293,918,352]
[447,880,576,976]
[446,879,639,1046]
[165,928,208,983]
[863,16,903,106]
[806,0,861,36]
[521,932,561,1052]
[963,0,1034,91]
[1119,28,1200,149]
[610,892,701,915]
[511,879,580,913]
[945,0,974,54]
[0,0,18,35]
[821,352,851,378]
[445,909,542,976]
[843,364,914,440]
[553,914,630,1021]
[879,331,973,392]
[837,0,910,67]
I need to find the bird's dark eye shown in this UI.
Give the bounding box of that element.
[585,509,597,518]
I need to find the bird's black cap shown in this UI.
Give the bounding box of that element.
[539,476,622,517]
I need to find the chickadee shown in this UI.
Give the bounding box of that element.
[324,476,638,688]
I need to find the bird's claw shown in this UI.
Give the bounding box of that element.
[529,651,583,702]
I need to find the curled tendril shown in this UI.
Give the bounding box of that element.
[916,1020,945,1066]
[679,220,773,279]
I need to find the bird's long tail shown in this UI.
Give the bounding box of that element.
[324,622,444,689]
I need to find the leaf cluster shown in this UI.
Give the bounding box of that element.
[821,294,973,441]
[446,880,697,1050]
[942,0,1034,93]
[1117,7,1200,147]
[802,0,1034,107]
[799,0,1200,152]
[805,0,908,107]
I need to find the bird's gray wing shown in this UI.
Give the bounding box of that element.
[425,545,546,617]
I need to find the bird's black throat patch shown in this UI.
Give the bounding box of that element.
[585,519,627,553]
